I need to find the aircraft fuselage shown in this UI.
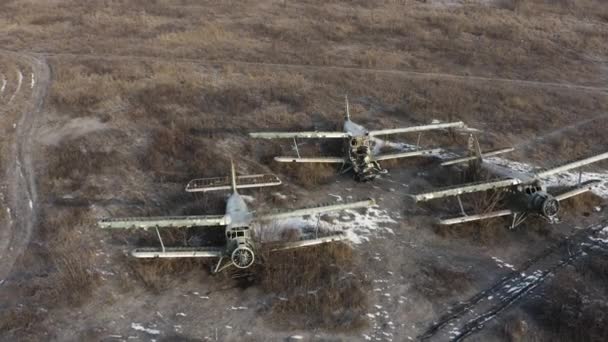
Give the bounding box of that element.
[343,120,385,182]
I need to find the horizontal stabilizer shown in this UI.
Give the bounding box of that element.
[250,131,350,139]
[374,148,440,161]
[438,209,514,225]
[186,174,281,192]
[368,121,465,136]
[268,233,348,251]
[98,215,229,229]
[536,151,608,178]
[258,198,375,221]
[441,147,515,166]
[554,180,603,201]
[411,178,521,202]
[274,156,345,163]
[131,246,223,258]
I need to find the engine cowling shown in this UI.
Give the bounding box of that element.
[231,246,255,269]
[528,192,559,218]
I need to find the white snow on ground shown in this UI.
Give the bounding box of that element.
[131,323,160,335]
[491,256,516,271]
[30,73,34,89]
[0,75,6,94]
[258,206,397,244]
[590,226,608,244]
[241,195,255,203]
[328,193,343,202]
[8,69,22,104]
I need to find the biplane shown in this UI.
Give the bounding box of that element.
[98,162,375,273]
[411,136,608,228]
[250,96,467,182]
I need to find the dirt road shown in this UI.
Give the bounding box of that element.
[0,51,49,281]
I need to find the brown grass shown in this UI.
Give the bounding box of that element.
[413,262,473,299]
[274,162,337,188]
[127,258,211,293]
[254,242,370,331]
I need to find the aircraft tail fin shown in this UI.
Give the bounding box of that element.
[344,95,351,121]
[230,159,238,194]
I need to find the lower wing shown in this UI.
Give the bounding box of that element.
[265,233,348,251]
[274,156,346,163]
[98,215,229,229]
[437,209,514,225]
[250,131,349,139]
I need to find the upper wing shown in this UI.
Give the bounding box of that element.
[554,179,602,202]
[265,233,348,251]
[368,121,465,136]
[274,156,346,163]
[257,198,375,221]
[411,178,522,202]
[536,151,608,178]
[186,174,281,192]
[250,131,350,139]
[98,215,229,229]
[373,148,440,161]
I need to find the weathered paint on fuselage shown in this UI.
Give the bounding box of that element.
[225,192,253,228]
[223,192,255,253]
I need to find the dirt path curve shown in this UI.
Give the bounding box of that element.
[0,51,49,281]
[14,49,608,94]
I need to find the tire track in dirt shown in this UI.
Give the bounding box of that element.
[419,219,608,341]
[0,73,6,95]
[0,52,49,281]
[15,50,608,94]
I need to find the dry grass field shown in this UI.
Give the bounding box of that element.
[0,0,607,341]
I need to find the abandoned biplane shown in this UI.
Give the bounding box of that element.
[411,138,608,228]
[98,162,375,273]
[250,96,467,182]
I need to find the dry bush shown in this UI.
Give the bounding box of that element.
[254,243,370,331]
[127,258,211,293]
[413,262,473,299]
[0,307,37,336]
[45,209,99,306]
[502,315,530,342]
[555,190,604,218]
[274,162,337,188]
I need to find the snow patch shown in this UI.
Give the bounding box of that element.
[241,195,255,203]
[8,69,22,104]
[328,194,343,202]
[260,206,397,244]
[131,323,160,335]
[0,75,6,94]
[30,73,35,89]
[590,226,608,244]
[492,256,516,271]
